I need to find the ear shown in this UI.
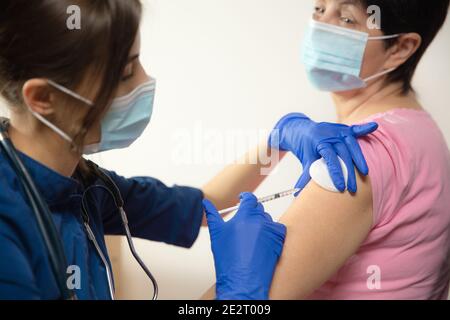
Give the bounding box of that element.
[22,79,55,116]
[384,33,422,70]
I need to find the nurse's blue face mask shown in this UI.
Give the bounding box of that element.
[301,20,401,92]
[27,79,156,154]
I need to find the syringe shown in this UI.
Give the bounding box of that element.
[218,188,300,215]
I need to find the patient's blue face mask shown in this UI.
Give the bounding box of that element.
[301,20,400,92]
[28,79,156,154]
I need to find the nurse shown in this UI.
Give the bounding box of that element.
[0,0,376,300]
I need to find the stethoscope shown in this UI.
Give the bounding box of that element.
[0,117,158,300]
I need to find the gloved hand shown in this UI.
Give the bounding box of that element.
[268,113,378,194]
[203,193,286,300]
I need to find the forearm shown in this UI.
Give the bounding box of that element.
[202,141,286,211]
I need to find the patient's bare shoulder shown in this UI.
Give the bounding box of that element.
[269,172,373,299]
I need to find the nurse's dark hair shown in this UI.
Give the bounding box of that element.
[358,0,450,94]
[0,0,142,179]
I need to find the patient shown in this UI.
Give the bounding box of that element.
[268,0,450,299]
[203,0,450,300]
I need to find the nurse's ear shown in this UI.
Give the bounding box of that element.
[383,33,422,70]
[22,79,56,116]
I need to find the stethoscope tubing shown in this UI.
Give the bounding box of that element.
[0,118,158,300]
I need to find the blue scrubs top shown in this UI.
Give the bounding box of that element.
[0,149,204,300]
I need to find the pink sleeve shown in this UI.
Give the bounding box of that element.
[357,131,398,228]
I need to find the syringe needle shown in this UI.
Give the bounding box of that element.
[217,188,300,215]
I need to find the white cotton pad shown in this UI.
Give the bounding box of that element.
[309,156,348,193]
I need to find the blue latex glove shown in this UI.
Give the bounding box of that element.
[268,113,378,194]
[203,193,286,300]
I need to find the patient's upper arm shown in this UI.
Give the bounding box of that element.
[269,172,373,299]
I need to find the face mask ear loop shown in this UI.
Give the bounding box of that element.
[27,107,74,144]
[363,67,397,83]
[24,79,94,145]
[363,34,401,83]
[368,34,402,40]
[47,80,94,106]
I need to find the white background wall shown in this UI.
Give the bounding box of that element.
[2,0,449,299]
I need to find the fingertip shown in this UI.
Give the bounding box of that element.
[238,192,259,210]
[332,175,346,192]
[348,178,357,194]
[295,173,310,193]
[369,122,379,131]
[330,171,346,192]
[355,159,369,176]
[202,199,217,214]
[364,122,378,131]
[239,192,257,202]
[361,167,369,176]
[352,122,379,137]
[202,198,210,208]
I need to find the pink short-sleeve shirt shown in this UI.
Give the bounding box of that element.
[309,108,450,300]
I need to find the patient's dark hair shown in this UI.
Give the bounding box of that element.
[358,0,450,94]
[0,0,142,147]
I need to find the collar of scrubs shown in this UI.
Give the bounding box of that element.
[11,150,83,205]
